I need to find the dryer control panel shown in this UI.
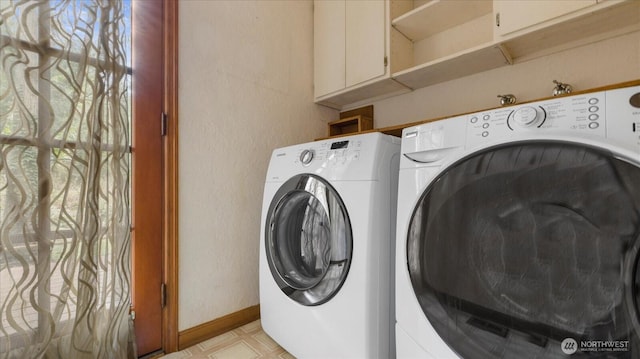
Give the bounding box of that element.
[465,85,640,153]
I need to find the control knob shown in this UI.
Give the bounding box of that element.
[299,149,314,165]
[510,106,545,129]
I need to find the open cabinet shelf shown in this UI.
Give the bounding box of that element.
[392,0,492,42]
[393,41,510,89]
[390,0,506,89]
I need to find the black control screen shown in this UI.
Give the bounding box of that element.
[330,141,349,150]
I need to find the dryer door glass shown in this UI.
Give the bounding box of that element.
[407,142,640,358]
[266,174,352,306]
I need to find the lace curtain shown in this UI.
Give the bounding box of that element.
[0,1,133,358]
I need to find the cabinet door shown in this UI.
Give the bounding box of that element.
[314,0,346,98]
[495,0,597,37]
[345,0,386,88]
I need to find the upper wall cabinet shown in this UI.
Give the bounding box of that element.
[494,0,597,38]
[314,0,410,109]
[314,0,346,97]
[314,0,640,110]
[345,1,385,87]
[495,0,640,62]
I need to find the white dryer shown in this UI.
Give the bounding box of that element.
[260,132,400,358]
[396,85,640,358]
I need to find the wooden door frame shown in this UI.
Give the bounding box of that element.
[162,0,179,353]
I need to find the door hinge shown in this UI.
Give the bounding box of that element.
[384,56,388,67]
[161,112,168,136]
[496,13,500,27]
[161,283,167,308]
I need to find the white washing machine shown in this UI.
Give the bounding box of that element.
[259,132,400,358]
[395,85,640,358]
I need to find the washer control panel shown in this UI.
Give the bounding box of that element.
[467,92,606,147]
[293,139,363,167]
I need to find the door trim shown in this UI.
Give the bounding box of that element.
[162,0,179,353]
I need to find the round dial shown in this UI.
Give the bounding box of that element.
[510,106,544,128]
[299,149,314,165]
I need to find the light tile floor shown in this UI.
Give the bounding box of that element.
[162,320,294,359]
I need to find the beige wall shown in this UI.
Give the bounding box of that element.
[178,1,336,331]
[371,31,640,128]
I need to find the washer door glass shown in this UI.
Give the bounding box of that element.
[266,174,352,306]
[408,142,640,358]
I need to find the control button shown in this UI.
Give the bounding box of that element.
[588,114,599,121]
[482,123,490,129]
[588,98,599,105]
[589,106,599,112]
[299,149,314,165]
[482,131,489,137]
[511,106,544,128]
[483,115,490,121]
[589,122,599,129]
[470,116,478,123]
